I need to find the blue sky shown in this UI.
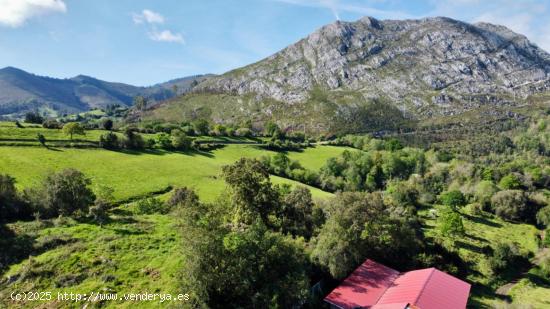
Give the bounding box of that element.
[0,0,549,86]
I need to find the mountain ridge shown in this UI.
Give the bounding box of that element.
[194,16,550,120]
[0,66,211,118]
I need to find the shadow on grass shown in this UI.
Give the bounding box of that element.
[466,233,489,243]
[45,146,63,152]
[525,272,550,288]
[0,224,73,277]
[110,228,144,236]
[456,240,486,254]
[110,148,216,158]
[469,283,512,308]
[463,213,503,228]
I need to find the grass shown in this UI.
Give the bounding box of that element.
[0,213,184,309]
[0,142,347,308]
[0,144,337,202]
[286,145,356,171]
[421,204,544,307]
[0,121,261,147]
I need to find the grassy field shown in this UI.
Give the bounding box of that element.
[0,212,183,309]
[286,145,356,171]
[0,141,348,308]
[0,121,258,147]
[0,144,343,202]
[421,205,547,308]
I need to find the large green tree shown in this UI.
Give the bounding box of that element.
[221,158,280,225]
[312,192,422,278]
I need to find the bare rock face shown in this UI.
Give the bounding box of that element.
[197,16,550,117]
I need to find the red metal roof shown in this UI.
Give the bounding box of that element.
[324,259,471,309]
[324,259,400,309]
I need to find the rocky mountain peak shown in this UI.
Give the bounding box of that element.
[197,16,550,117]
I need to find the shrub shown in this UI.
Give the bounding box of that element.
[171,130,192,150]
[235,128,252,137]
[491,190,528,221]
[37,133,46,147]
[167,187,199,208]
[29,169,95,218]
[540,254,550,279]
[135,197,166,214]
[543,229,550,248]
[474,181,498,207]
[42,119,62,129]
[192,119,209,136]
[89,199,109,226]
[499,173,522,190]
[537,206,550,226]
[488,243,523,273]
[24,112,44,124]
[439,190,466,210]
[122,128,145,149]
[102,118,113,131]
[156,133,172,149]
[213,124,227,136]
[0,174,28,221]
[99,132,119,149]
[384,138,403,151]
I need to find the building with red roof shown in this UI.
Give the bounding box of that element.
[324,259,471,309]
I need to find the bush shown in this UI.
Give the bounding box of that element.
[135,197,167,214]
[0,174,29,221]
[29,169,95,218]
[24,112,44,124]
[37,133,46,147]
[102,118,113,131]
[167,187,199,208]
[156,133,172,149]
[488,243,523,273]
[192,119,209,136]
[122,128,145,149]
[89,199,109,226]
[42,119,62,129]
[99,132,119,149]
[439,190,466,210]
[235,128,252,137]
[491,190,528,221]
[499,173,522,190]
[540,254,550,279]
[537,206,550,226]
[171,130,192,150]
[474,181,498,207]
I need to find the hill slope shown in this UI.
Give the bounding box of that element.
[0,67,210,118]
[144,16,550,134]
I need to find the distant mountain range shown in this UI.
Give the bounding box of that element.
[3,16,550,134]
[0,66,211,118]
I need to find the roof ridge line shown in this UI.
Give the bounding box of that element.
[413,268,436,306]
[372,268,402,306]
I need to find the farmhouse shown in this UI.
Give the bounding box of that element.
[324,259,471,309]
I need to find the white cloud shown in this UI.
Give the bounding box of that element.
[132,9,184,44]
[0,0,66,27]
[132,9,164,24]
[148,29,184,44]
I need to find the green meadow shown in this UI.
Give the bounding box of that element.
[0,144,342,202]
